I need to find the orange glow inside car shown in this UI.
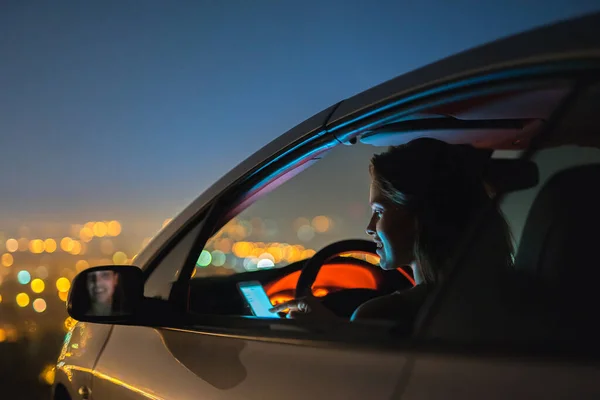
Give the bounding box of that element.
[265,263,380,298]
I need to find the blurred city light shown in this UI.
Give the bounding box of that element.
[113,251,127,264]
[16,292,30,307]
[29,239,45,254]
[60,237,74,252]
[196,250,212,267]
[75,259,89,272]
[79,226,94,242]
[17,270,31,284]
[1,252,13,267]
[93,222,108,237]
[58,291,68,302]
[31,278,45,293]
[33,298,47,313]
[44,238,57,253]
[56,277,71,293]
[107,220,122,236]
[5,238,18,252]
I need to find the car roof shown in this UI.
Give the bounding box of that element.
[136,12,600,269]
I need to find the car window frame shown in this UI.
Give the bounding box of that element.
[138,63,600,358]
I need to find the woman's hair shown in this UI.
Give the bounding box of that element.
[369,138,514,284]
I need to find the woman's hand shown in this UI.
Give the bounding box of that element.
[269,295,337,320]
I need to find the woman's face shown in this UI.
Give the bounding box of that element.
[366,181,417,270]
[86,270,118,306]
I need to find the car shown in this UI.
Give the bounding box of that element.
[53,12,600,400]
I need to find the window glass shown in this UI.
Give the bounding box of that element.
[143,222,203,300]
[192,143,380,280]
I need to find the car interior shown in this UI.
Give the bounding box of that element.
[183,79,600,339]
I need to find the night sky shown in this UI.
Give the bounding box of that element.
[2,0,599,230]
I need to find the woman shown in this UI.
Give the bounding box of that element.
[271,138,514,328]
[84,269,124,316]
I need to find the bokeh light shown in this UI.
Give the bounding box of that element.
[5,238,18,253]
[75,260,89,272]
[297,225,315,242]
[1,253,13,267]
[44,239,57,253]
[112,251,128,265]
[79,227,94,242]
[58,291,68,302]
[56,277,71,293]
[36,266,49,279]
[60,237,74,252]
[70,240,82,255]
[107,221,122,236]
[93,222,108,237]
[196,250,212,267]
[312,216,331,233]
[16,292,30,307]
[0,328,5,342]
[0,294,3,303]
[211,250,226,267]
[33,298,47,313]
[31,278,45,293]
[17,270,31,285]
[29,239,45,254]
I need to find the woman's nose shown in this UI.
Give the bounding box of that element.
[366,217,376,236]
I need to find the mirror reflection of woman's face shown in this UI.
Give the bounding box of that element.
[87,270,118,306]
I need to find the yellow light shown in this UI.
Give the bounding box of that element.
[5,238,18,253]
[40,365,55,385]
[93,222,108,237]
[312,216,331,233]
[112,251,127,265]
[33,298,47,313]
[58,291,68,302]
[29,239,45,254]
[75,260,89,272]
[0,329,5,343]
[0,294,3,303]
[232,241,254,258]
[79,227,94,242]
[60,237,74,252]
[64,316,77,331]
[191,268,197,278]
[301,249,316,259]
[16,292,30,307]
[267,246,284,263]
[31,278,45,293]
[1,253,13,267]
[56,277,71,293]
[107,221,122,236]
[44,238,57,253]
[70,240,82,255]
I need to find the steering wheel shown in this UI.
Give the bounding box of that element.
[295,239,378,298]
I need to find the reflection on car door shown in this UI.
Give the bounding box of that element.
[91,324,408,399]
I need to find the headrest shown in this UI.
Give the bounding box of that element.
[515,164,600,293]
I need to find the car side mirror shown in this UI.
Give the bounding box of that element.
[67,265,144,323]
